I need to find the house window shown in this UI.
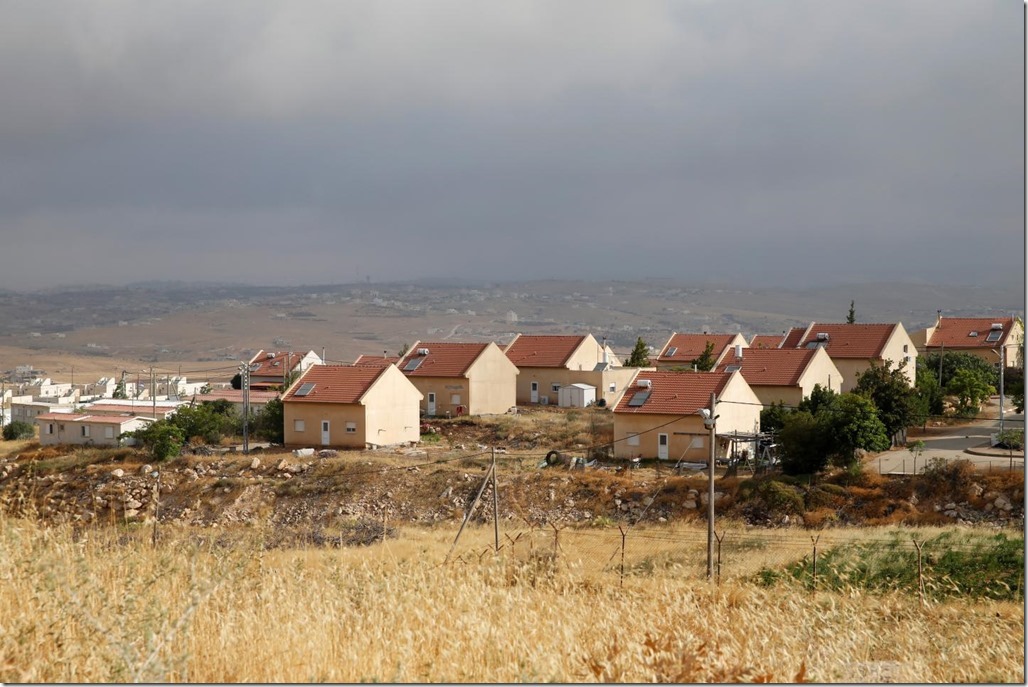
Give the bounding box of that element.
[450,394,461,405]
[609,383,616,393]
[59,424,65,431]
[345,422,357,433]
[627,434,640,446]
[81,426,89,437]
[45,423,54,435]
[105,426,114,439]
[903,344,908,353]
[551,383,561,393]
[294,419,305,432]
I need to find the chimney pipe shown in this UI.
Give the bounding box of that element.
[735,344,743,359]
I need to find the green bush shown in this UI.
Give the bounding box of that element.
[756,480,805,515]
[2,421,34,440]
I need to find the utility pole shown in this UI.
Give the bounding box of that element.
[150,366,156,419]
[241,361,250,454]
[706,392,717,580]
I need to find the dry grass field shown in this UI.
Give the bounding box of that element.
[0,513,1022,683]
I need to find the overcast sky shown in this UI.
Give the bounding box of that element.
[0,0,1023,291]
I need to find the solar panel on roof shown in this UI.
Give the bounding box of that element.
[627,391,650,407]
[403,358,423,372]
[986,330,1003,342]
[294,382,316,397]
[724,365,741,372]
[666,346,678,357]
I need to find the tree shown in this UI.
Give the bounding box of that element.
[914,358,945,417]
[853,360,917,441]
[2,421,34,441]
[920,351,998,390]
[172,401,239,444]
[230,373,242,390]
[252,398,284,444]
[690,341,717,372]
[798,383,837,416]
[947,368,995,418]
[847,300,856,324]
[113,373,128,399]
[131,421,185,462]
[820,393,890,468]
[778,411,829,475]
[626,337,650,367]
[397,342,410,357]
[759,401,792,435]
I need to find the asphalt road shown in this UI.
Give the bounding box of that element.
[873,398,1025,475]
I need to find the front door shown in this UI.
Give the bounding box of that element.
[427,392,436,416]
[321,420,330,446]
[657,433,669,460]
[530,381,539,404]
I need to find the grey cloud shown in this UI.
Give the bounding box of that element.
[0,0,1021,291]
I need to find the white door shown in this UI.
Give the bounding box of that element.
[427,392,436,416]
[657,433,669,460]
[530,382,539,404]
[321,420,330,446]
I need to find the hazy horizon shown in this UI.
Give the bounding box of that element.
[0,1,1023,291]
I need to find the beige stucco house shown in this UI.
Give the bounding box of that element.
[190,389,280,415]
[396,341,518,417]
[910,315,1023,369]
[781,322,917,392]
[503,334,636,407]
[35,412,149,447]
[655,333,749,370]
[715,347,843,407]
[282,364,422,450]
[611,370,762,462]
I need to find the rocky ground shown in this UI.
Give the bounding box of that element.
[0,421,1022,542]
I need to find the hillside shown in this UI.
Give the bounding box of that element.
[1,409,1021,537]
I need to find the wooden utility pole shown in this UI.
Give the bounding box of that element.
[492,447,500,552]
[706,392,717,579]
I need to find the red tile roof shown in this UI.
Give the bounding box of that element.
[657,333,739,364]
[781,327,807,349]
[715,348,817,387]
[193,389,280,403]
[612,370,732,415]
[791,323,897,359]
[35,412,139,425]
[504,335,586,368]
[926,317,1015,349]
[84,403,179,416]
[282,365,388,404]
[353,354,400,368]
[749,334,786,349]
[247,350,305,377]
[396,342,489,377]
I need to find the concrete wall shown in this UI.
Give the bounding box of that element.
[360,365,422,447]
[466,343,519,415]
[284,402,367,449]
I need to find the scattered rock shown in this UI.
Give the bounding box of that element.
[250,457,261,470]
[110,469,124,478]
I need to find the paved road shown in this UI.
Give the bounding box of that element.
[873,398,1024,475]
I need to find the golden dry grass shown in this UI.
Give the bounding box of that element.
[0,515,1022,683]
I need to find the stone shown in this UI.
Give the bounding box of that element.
[124,509,139,518]
[683,499,697,509]
[125,499,142,510]
[140,464,153,475]
[971,483,984,497]
[250,457,260,470]
[111,469,125,478]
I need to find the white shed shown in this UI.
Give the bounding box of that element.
[558,383,596,408]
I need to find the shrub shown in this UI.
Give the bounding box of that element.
[2,421,34,441]
[756,480,805,515]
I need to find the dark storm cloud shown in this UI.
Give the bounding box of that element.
[0,0,1022,290]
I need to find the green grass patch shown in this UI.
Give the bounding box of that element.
[754,530,1024,600]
